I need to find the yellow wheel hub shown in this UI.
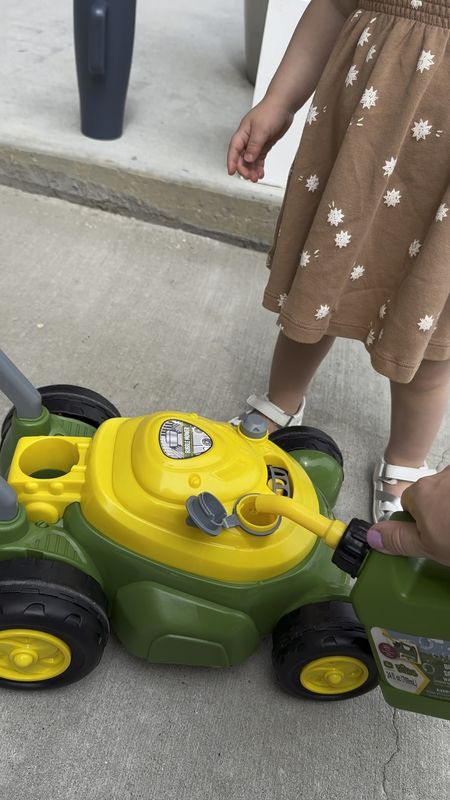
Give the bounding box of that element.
[300,656,369,695]
[0,629,71,682]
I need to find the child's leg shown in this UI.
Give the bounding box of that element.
[384,358,450,496]
[266,332,335,426]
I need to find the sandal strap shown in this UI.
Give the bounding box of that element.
[373,458,436,522]
[246,393,305,428]
[378,496,403,519]
[377,460,436,483]
[373,483,403,522]
[376,489,404,505]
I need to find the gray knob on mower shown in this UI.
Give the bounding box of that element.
[239,413,268,439]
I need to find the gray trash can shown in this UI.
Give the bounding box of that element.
[74,0,136,140]
[244,0,269,85]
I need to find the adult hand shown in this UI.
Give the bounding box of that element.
[227,97,294,183]
[367,467,450,567]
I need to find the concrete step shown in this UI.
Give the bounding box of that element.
[1,0,282,249]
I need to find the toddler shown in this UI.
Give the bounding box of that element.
[227,0,450,521]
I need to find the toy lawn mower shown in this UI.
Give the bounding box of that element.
[0,350,449,721]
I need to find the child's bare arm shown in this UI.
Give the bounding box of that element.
[228,0,358,180]
[266,0,358,114]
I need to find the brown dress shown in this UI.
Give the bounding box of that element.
[264,0,450,382]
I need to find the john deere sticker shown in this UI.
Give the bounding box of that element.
[372,627,450,699]
[159,419,212,459]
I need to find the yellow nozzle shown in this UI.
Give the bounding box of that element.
[250,494,347,549]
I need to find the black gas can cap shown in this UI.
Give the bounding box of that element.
[332,518,372,578]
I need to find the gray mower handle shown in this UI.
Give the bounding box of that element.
[0,474,18,521]
[0,349,42,419]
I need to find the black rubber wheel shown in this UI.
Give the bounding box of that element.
[0,559,109,689]
[1,384,120,446]
[269,425,343,467]
[272,601,378,701]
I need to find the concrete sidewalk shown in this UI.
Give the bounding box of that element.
[0,186,449,800]
[0,0,281,247]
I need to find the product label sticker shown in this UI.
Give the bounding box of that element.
[159,419,212,460]
[371,627,450,699]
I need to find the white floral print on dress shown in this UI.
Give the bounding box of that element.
[384,189,402,207]
[315,304,330,320]
[409,239,422,257]
[300,250,311,268]
[277,294,288,307]
[379,303,388,320]
[350,265,365,280]
[306,175,319,192]
[327,203,345,226]
[410,1,423,8]
[345,66,359,87]
[358,27,371,47]
[360,87,378,109]
[417,51,435,73]
[335,230,352,248]
[417,315,435,332]
[366,46,377,62]
[411,119,432,140]
[383,157,397,177]
[366,327,376,346]
[436,203,449,222]
[307,105,319,125]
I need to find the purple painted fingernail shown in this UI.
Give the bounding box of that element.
[367,527,384,550]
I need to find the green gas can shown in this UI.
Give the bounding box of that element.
[351,551,450,720]
[252,495,450,720]
[350,536,450,720]
[331,511,450,720]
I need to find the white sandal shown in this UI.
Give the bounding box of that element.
[230,393,305,429]
[373,458,436,523]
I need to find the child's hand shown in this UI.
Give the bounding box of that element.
[227,98,294,182]
[367,467,450,567]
